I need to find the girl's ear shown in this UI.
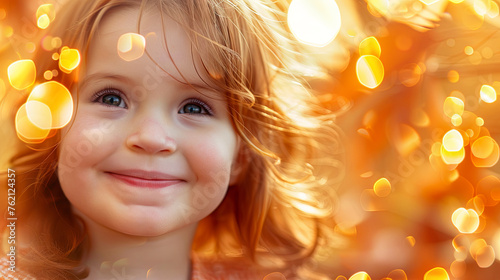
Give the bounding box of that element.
[229,140,249,186]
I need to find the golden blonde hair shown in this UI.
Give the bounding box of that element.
[1,0,343,278]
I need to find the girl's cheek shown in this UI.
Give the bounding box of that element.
[188,130,236,183]
[179,128,239,226]
[59,116,117,170]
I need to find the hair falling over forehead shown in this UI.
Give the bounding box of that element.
[2,0,344,278]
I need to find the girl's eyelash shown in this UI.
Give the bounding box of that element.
[182,98,215,116]
[91,88,127,108]
[90,88,214,114]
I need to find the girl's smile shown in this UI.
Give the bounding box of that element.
[105,169,186,189]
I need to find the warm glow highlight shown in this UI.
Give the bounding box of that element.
[475,244,495,268]
[356,55,384,89]
[15,103,51,143]
[359,36,381,57]
[451,114,462,126]
[7,59,36,90]
[349,271,371,280]
[442,129,464,152]
[472,136,495,158]
[373,177,391,197]
[37,14,50,29]
[475,117,484,126]
[25,100,52,130]
[287,0,342,47]
[471,136,500,167]
[467,196,485,215]
[474,0,491,16]
[443,97,464,118]
[464,46,474,55]
[117,33,146,61]
[488,1,499,17]
[441,145,465,165]
[480,84,496,103]
[26,81,73,129]
[36,4,55,30]
[424,267,450,280]
[36,4,55,21]
[43,70,53,80]
[59,48,81,73]
[452,208,480,233]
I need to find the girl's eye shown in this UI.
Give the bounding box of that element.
[178,99,213,116]
[182,104,203,114]
[92,89,127,108]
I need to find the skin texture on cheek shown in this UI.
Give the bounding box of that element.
[57,113,116,179]
[179,128,238,217]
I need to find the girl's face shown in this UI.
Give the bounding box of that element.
[58,7,239,236]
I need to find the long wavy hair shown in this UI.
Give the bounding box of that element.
[1,0,344,278]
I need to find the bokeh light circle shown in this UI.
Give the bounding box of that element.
[287,0,342,47]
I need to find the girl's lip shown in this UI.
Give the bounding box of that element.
[106,170,185,188]
[107,169,182,180]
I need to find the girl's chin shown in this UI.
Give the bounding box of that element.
[106,219,197,238]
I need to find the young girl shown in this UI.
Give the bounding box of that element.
[1,0,343,279]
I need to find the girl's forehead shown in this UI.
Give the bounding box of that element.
[84,6,213,89]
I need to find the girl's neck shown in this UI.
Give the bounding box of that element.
[79,212,197,280]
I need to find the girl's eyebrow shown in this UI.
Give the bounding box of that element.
[80,72,223,97]
[177,80,219,92]
[80,73,130,88]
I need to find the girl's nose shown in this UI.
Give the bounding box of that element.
[126,119,177,154]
